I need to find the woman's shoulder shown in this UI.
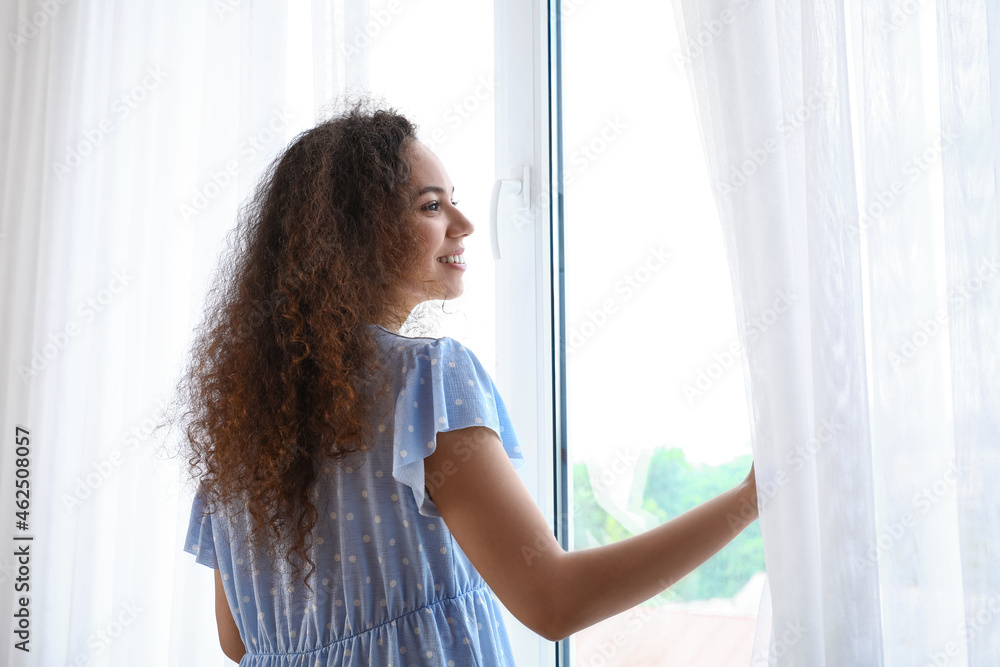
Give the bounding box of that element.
[369,324,471,355]
[369,326,491,386]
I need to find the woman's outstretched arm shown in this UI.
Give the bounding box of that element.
[425,426,758,642]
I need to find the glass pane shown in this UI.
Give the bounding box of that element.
[559,2,765,664]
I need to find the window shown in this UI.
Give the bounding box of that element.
[492,0,766,663]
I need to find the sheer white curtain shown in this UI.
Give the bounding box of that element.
[0,1,366,664]
[671,0,999,664]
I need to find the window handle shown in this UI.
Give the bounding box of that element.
[489,165,531,260]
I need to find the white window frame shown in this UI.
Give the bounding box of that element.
[493,0,566,664]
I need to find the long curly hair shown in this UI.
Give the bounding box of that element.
[169,99,428,583]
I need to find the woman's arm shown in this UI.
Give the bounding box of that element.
[425,426,758,642]
[215,568,247,662]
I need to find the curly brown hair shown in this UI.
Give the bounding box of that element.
[168,99,430,584]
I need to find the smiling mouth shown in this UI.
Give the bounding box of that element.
[436,254,466,264]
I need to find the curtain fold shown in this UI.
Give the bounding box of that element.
[672,0,999,664]
[0,1,368,664]
[938,2,1000,664]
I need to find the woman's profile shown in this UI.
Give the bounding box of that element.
[173,98,759,665]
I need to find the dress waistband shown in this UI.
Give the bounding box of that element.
[249,582,492,658]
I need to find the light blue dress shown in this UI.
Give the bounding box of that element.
[185,325,525,666]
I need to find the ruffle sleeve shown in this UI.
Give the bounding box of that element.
[392,336,524,517]
[183,482,219,569]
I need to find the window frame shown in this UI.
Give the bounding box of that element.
[492,0,566,664]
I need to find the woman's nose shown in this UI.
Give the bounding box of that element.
[451,208,474,236]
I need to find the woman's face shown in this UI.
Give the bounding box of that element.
[401,141,474,309]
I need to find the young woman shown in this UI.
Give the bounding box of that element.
[177,100,759,665]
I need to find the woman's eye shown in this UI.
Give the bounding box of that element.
[421,199,458,211]
[422,199,458,212]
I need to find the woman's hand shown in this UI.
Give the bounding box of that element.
[741,462,759,521]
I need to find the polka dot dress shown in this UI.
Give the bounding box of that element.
[185,324,525,666]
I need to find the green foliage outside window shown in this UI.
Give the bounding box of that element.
[572,448,764,602]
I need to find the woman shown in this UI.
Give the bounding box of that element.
[177,100,759,665]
